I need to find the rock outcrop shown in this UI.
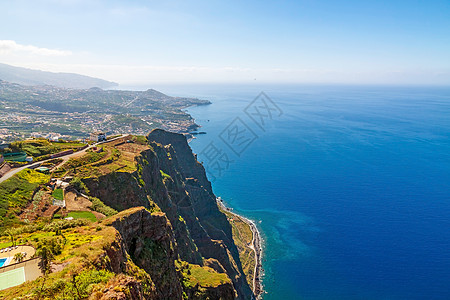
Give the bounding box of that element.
[110,208,183,299]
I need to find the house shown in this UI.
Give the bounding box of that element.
[90,132,107,142]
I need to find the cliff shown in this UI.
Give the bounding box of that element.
[0,129,253,299]
[83,129,253,299]
[0,207,236,300]
[105,207,236,300]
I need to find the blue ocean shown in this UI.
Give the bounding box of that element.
[159,84,450,299]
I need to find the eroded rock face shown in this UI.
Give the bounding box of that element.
[110,208,183,300]
[84,172,149,211]
[185,282,237,300]
[147,129,253,300]
[100,275,145,300]
[103,207,236,300]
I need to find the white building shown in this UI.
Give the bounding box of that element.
[90,132,107,142]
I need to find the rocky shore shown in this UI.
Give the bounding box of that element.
[217,198,264,299]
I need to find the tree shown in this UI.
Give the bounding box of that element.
[36,240,58,275]
[5,230,15,247]
[70,177,89,194]
[35,238,62,299]
[14,252,25,263]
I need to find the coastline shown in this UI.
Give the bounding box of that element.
[216,198,264,299]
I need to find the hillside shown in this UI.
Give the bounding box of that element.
[0,80,211,141]
[0,63,117,89]
[0,130,254,299]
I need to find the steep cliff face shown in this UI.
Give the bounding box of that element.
[108,208,183,299]
[147,130,253,299]
[82,129,253,299]
[104,207,236,300]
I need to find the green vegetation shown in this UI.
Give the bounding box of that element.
[69,177,89,194]
[67,211,97,222]
[160,170,172,180]
[3,139,86,159]
[32,269,114,300]
[52,188,64,201]
[177,260,231,291]
[0,241,13,248]
[36,237,60,274]
[60,141,148,179]
[0,169,50,229]
[132,135,148,145]
[16,168,50,184]
[59,150,106,171]
[0,219,89,241]
[222,209,255,288]
[89,197,117,217]
[0,222,119,300]
[187,264,230,287]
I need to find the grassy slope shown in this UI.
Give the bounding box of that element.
[55,137,146,178]
[0,211,229,299]
[187,264,230,287]
[0,169,50,229]
[0,221,124,299]
[67,211,97,222]
[5,139,86,159]
[52,188,64,200]
[222,209,256,289]
[176,260,232,293]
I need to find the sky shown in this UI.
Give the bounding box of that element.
[0,0,449,85]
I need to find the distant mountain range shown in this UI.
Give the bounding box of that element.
[0,63,117,89]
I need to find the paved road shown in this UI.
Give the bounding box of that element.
[217,199,262,298]
[0,135,127,184]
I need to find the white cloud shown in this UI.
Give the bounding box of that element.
[0,40,72,56]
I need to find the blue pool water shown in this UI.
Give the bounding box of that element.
[0,258,7,267]
[176,84,450,300]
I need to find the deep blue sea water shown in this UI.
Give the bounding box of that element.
[150,84,450,299]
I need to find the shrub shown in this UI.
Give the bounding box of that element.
[89,197,117,217]
[0,169,49,228]
[160,170,172,180]
[43,219,90,232]
[70,177,89,194]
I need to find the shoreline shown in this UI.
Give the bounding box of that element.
[216,198,263,299]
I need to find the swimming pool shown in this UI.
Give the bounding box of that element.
[0,258,7,267]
